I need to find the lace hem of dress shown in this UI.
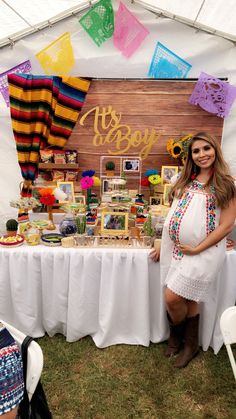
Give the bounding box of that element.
[165,272,212,303]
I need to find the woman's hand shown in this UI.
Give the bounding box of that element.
[178,243,200,255]
[149,248,160,262]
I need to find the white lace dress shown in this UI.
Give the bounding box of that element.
[160,180,226,302]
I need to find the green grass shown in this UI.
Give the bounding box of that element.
[37,335,236,419]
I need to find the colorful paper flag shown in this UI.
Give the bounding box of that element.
[148,42,192,79]
[0,60,32,106]
[36,32,75,75]
[189,72,236,118]
[113,2,149,58]
[79,0,114,47]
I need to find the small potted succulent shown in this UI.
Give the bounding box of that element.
[105,161,115,176]
[6,219,18,236]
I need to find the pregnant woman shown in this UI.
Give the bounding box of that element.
[150,132,236,368]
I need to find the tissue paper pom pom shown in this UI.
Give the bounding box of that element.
[80,176,94,189]
[92,176,101,186]
[53,187,67,201]
[38,187,54,196]
[148,174,161,185]
[39,195,55,205]
[82,170,95,177]
[141,177,150,187]
[144,169,158,176]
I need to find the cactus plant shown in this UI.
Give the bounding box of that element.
[105,161,115,171]
[105,161,115,177]
[75,215,86,234]
[6,219,18,236]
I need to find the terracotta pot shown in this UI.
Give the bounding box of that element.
[6,231,17,237]
[106,170,115,177]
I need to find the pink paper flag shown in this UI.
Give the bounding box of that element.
[113,2,149,58]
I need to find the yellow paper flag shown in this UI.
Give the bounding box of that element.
[36,32,75,75]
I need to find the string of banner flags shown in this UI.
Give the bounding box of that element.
[0,0,236,118]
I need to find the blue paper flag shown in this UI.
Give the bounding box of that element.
[148,42,192,79]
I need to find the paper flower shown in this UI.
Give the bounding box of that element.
[39,194,56,206]
[53,187,67,201]
[148,174,161,185]
[82,170,95,177]
[141,177,150,187]
[38,188,56,205]
[80,176,94,190]
[141,168,161,188]
[38,188,56,206]
[92,176,101,187]
[144,169,158,176]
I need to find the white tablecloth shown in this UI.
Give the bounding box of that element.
[0,245,235,354]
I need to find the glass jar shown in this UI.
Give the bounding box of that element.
[25,225,40,245]
[59,213,77,236]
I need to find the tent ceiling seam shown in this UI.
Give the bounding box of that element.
[2,0,33,27]
[0,0,97,49]
[131,0,236,44]
[193,0,206,24]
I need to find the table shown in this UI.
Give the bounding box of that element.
[0,245,235,354]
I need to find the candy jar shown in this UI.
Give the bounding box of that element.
[59,213,77,236]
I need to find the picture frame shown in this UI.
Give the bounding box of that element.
[163,184,172,206]
[161,166,178,184]
[128,189,138,198]
[57,181,75,203]
[123,159,140,172]
[74,194,86,205]
[101,211,129,235]
[150,196,163,206]
[102,179,113,194]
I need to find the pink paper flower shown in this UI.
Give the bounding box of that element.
[80,176,94,190]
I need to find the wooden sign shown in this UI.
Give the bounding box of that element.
[67,79,224,185]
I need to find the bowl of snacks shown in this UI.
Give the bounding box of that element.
[41,233,64,247]
[0,234,25,247]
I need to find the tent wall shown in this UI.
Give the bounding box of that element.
[0,0,235,224]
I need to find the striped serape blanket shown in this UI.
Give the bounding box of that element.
[8,74,90,180]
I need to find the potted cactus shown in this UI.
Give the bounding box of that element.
[6,219,18,236]
[105,161,115,176]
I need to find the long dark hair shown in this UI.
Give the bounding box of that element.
[170,132,236,209]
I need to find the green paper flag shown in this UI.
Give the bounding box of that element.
[79,0,114,47]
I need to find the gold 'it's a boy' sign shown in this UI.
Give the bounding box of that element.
[79,105,162,160]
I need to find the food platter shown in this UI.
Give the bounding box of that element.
[0,234,25,247]
[41,233,64,246]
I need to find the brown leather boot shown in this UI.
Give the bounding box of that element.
[165,313,186,357]
[174,314,200,368]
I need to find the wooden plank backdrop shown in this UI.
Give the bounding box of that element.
[66,79,224,195]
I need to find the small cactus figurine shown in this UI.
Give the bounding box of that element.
[6,219,18,236]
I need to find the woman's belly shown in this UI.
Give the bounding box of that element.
[167,192,219,247]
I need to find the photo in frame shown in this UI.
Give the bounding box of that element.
[101,211,129,235]
[150,196,163,206]
[161,166,178,184]
[123,159,140,172]
[163,184,172,206]
[57,181,75,203]
[74,194,86,205]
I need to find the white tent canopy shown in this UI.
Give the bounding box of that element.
[0,0,236,48]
